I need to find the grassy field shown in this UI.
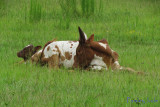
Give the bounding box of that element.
[0,0,160,106]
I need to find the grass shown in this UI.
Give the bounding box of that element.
[29,0,42,23]
[0,0,160,106]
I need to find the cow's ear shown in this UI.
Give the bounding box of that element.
[87,34,94,43]
[78,26,86,45]
[34,46,42,52]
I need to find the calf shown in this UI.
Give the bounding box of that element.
[17,45,42,62]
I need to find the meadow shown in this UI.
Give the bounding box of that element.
[0,0,160,106]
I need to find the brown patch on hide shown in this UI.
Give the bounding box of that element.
[55,45,66,62]
[70,44,73,48]
[41,54,59,69]
[48,54,59,69]
[112,51,119,61]
[47,46,50,51]
[65,52,72,60]
[55,45,60,53]
[61,56,65,61]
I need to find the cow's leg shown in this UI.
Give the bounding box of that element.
[119,67,135,73]
[48,54,59,69]
[31,51,42,64]
[111,61,122,70]
[116,66,144,75]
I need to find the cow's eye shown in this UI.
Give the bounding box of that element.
[77,50,81,54]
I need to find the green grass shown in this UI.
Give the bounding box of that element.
[0,0,160,106]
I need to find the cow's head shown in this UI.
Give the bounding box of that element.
[73,27,95,69]
[17,44,42,61]
[73,27,120,70]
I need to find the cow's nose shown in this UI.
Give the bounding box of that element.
[17,52,20,57]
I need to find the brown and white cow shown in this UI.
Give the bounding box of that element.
[38,28,114,69]
[17,27,137,73]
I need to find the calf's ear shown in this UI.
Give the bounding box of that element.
[34,46,42,52]
[78,26,86,45]
[87,34,94,43]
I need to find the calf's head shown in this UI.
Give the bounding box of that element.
[73,27,95,68]
[17,44,42,61]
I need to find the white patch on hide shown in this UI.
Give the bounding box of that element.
[89,55,107,70]
[25,45,32,48]
[91,66,108,70]
[99,43,107,49]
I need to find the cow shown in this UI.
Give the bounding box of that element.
[17,27,117,70]
[38,28,117,69]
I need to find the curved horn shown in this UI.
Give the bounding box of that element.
[78,26,86,44]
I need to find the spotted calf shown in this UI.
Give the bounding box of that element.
[17,45,42,62]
